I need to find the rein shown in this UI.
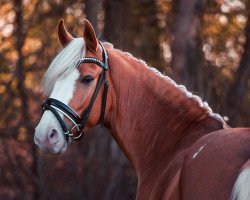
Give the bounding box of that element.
[42,42,109,142]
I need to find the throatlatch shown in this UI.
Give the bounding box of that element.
[42,42,109,142]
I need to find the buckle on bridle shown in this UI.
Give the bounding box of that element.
[69,124,84,140]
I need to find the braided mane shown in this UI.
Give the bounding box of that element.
[103,42,227,128]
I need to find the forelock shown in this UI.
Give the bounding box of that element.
[42,38,86,96]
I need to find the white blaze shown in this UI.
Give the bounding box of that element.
[34,69,80,153]
[34,38,86,153]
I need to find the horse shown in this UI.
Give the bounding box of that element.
[34,19,250,200]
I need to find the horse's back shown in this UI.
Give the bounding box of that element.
[181,128,250,200]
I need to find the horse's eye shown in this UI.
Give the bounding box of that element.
[81,75,94,84]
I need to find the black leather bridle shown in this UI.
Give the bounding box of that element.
[42,42,109,142]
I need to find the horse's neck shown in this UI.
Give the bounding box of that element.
[105,46,224,178]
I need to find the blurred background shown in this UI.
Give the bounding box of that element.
[0,0,250,199]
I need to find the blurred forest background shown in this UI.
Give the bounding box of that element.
[0,0,250,199]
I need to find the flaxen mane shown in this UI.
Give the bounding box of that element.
[42,38,86,96]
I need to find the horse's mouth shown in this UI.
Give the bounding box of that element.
[37,140,68,155]
[58,141,68,154]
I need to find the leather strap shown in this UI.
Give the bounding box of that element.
[44,98,81,122]
[42,100,70,142]
[76,57,108,70]
[80,70,105,126]
[100,73,108,127]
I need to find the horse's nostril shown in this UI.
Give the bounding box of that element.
[48,128,60,143]
[50,129,56,138]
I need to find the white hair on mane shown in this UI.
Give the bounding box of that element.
[42,38,86,96]
[103,42,228,128]
[149,67,228,127]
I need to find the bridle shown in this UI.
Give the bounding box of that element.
[42,42,109,142]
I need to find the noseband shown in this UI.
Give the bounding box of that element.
[42,42,109,142]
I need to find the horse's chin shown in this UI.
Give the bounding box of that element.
[39,141,68,155]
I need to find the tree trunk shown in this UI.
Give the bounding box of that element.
[104,0,164,71]
[14,1,40,199]
[14,0,28,125]
[103,0,129,47]
[84,0,100,35]
[225,13,250,126]
[171,0,209,92]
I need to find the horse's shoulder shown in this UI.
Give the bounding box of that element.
[178,127,250,199]
[184,127,250,162]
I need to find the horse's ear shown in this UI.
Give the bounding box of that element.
[83,19,98,52]
[57,19,73,47]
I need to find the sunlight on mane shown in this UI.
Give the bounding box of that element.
[42,38,86,96]
[103,42,228,128]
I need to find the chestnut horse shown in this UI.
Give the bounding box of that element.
[34,19,250,200]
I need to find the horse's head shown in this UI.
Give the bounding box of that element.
[34,19,111,154]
